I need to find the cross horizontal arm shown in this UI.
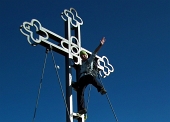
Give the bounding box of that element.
[37,27,69,56]
[20,19,114,78]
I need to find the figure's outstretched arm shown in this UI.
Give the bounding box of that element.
[94,37,106,54]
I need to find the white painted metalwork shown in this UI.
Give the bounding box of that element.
[20,8,114,122]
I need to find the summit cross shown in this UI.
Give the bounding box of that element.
[20,8,114,122]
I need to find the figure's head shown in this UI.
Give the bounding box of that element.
[80,50,88,61]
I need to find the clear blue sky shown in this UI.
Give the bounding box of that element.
[1,0,170,122]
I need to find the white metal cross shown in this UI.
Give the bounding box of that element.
[20,8,114,122]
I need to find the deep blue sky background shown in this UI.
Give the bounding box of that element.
[1,0,170,122]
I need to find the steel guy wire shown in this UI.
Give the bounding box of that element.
[32,49,49,122]
[98,75,118,122]
[49,46,71,122]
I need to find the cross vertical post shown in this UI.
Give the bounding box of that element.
[74,27,83,122]
[64,19,73,122]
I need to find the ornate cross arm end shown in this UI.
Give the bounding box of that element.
[97,56,114,78]
[20,19,49,46]
[61,8,83,27]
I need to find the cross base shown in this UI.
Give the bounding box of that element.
[72,112,86,121]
